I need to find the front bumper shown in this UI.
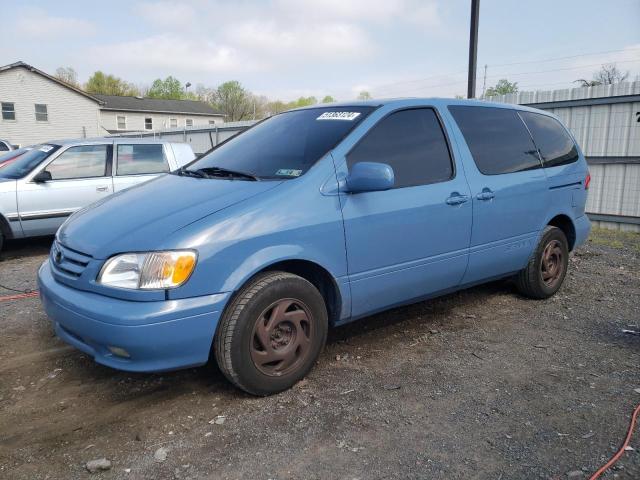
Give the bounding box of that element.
[38,260,230,372]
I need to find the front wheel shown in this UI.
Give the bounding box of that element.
[214,271,328,396]
[515,226,569,299]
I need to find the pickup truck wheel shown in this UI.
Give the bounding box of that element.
[214,271,328,396]
[515,226,569,299]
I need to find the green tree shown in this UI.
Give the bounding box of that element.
[85,71,139,96]
[288,96,317,109]
[321,95,336,103]
[214,81,253,121]
[147,76,185,99]
[357,91,372,100]
[484,79,518,97]
[55,67,79,88]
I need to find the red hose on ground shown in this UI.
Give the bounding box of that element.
[589,403,640,480]
[0,291,39,302]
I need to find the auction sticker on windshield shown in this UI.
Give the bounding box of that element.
[316,112,361,121]
[275,169,302,177]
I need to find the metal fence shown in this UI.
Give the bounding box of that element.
[111,83,640,232]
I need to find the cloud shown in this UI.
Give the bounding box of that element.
[89,34,250,76]
[224,21,372,62]
[134,1,198,30]
[15,7,96,39]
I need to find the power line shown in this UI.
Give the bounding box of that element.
[373,60,640,96]
[370,48,640,94]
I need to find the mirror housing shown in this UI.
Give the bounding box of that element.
[32,170,52,183]
[345,162,394,193]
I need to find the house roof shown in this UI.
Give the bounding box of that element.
[0,61,103,104]
[93,94,224,116]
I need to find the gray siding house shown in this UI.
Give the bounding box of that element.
[0,61,225,146]
[95,95,224,133]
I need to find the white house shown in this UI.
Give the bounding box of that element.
[0,61,225,147]
[0,61,102,146]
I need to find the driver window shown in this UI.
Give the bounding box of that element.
[347,108,453,188]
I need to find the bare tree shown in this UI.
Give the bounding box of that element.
[55,67,79,87]
[575,63,630,87]
[594,63,629,84]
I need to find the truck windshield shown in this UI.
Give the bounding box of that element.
[0,145,61,179]
[183,106,374,179]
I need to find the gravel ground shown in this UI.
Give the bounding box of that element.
[0,230,638,480]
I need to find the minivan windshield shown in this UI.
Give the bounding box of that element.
[182,106,374,180]
[0,144,61,179]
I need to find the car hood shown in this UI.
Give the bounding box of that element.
[58,174,283,259]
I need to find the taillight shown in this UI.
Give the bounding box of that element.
[584,172,591,190]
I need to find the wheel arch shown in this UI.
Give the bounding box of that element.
[222,255,343,327]
[0,213,14,241]
[547,214,576,251]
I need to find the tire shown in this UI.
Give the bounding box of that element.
[0,231,4,254]
[515,226,569,299]
[214,271,328,396]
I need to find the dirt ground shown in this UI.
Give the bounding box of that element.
[0,230,638,480]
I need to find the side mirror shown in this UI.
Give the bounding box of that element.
[33,170,52,183]
[345,162,394,193]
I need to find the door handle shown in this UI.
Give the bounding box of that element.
[446,193,470,206]
[476,188,495,201]
[96,186,110,192]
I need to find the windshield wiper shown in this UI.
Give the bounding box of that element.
[198,167,259,181]
[175,167,209,178]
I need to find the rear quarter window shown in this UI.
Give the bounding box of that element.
[448,106,541,175]
[519,111,579,168]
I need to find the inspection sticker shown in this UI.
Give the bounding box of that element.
[316,111,361,121]
[39,145,54,152]
[275,169,303,177]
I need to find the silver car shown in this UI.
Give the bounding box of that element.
[0,138,195,251]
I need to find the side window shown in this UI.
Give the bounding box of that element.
[519,112,579,168]
[347,108,453,188]
[116,144,169,175]
[45,145,107,180]
[449,106,541,175]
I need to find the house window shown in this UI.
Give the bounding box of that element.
[185,118,193,127]
[35,104,48,122]
[144,117,153,130]
[209,120,216,125]
[170,118,178,128]
[117,116,126,130]
[1,102,15,121]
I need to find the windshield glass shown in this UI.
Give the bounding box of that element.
[0,145,61,179]
[184,106,374,179]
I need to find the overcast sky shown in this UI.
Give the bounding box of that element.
[2,0,639,101]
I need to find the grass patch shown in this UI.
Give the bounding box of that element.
[589,227,640,250]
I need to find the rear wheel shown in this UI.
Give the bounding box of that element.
[214,271,328,396]
[515,226,569,299]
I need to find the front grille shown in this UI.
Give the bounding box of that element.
[51,241,92,278]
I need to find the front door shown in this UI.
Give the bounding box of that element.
[17,144,113,236]
[336,107,473,319]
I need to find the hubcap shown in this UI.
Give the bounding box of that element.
[250,298,313,377]
[540,239,564,287]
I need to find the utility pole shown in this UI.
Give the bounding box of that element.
[481,64,487,98]
[467,0,480,99]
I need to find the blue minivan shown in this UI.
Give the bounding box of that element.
[38,99,591,395]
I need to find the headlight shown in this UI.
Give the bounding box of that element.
[97,251,197,290]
